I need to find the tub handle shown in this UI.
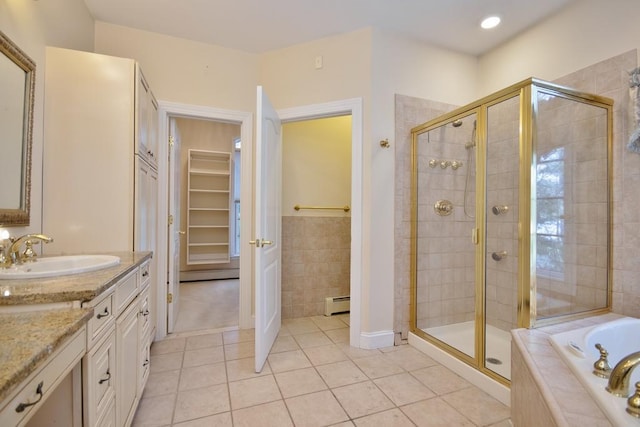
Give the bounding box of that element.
[593,343,612,378]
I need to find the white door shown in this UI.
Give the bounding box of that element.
[167,118,182,333]
[254,87,282,372]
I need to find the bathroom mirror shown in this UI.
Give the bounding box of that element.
[0,30,34,226]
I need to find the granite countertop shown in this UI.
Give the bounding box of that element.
[0,308,93,403]
[0,251,151,306]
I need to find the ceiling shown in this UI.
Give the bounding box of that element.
[83,0,575,56]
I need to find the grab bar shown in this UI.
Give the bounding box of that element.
[294,205,351,213]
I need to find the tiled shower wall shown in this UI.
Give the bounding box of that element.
[394,49,640,338]
[414,119,476,330]
[281,216,351,319]
[394,96,457,338]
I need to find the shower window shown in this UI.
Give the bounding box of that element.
[536,147,565,279]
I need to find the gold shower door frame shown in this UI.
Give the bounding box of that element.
[409,78,613,387]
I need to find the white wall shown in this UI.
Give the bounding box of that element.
[478,0,640,95]
[94,22,259,112]
[0,0,94,237]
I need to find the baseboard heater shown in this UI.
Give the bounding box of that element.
[324,296,350,316]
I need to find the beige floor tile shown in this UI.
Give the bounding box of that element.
[374,372,435,406]
[380,345,438,371]
[331,423,355,427]
[174,280,238,332]
[401,397,474,427]
[353,408,415,426]
[315,360,368,388]
[274,367,327,398]
[309,315,350,331]
[224,341,254,360]
[332,381,395,418]
[222,328,254,344]
[293,331,333,348]
[337,313,350,325]
[487,419,514,427]
[324,327,350,343]
[150,352,184,373]
[267,349,312,373]
[226,357,272,382]
[232,400,293,427]
[285,390,349,427]
[142,370,180,397]
[173,384,230,423]
[283,318,321,334]
[352,354,405,379]
[179,362,227,391]
[410,365,472,396]
[150,337,186,355]
[185,333,223,350]
[228,375,282,409]
[303,344,348,366]
[132,393,176,427]
[173,412,232,426]
[271,335,301,353]
[338,343,381,359]
[183,346,225,368]
[441,387,511,426]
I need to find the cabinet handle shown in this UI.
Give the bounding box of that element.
[143,359,150,367]
[98,370,111,385]
[15,381,43,413]
[96,307,110,319]
[140,309,150,317]
[142,270,149,277]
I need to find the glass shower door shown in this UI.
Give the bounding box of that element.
[484,95,520,381]
[414,113,478,360]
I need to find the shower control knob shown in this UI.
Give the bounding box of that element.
[491,251,507,261]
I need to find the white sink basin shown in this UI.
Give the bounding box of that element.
[0,255,120,279]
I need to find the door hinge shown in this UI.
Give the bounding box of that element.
[169,135,175,148]
[167,293,173,303]
[169,214,174,225]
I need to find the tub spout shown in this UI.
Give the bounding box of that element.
[607,351,640,397]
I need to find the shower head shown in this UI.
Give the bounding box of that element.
[452,120,463,127]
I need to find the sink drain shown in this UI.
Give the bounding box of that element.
[486,357,502,365]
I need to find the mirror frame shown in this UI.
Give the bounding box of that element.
[0,30,35,226]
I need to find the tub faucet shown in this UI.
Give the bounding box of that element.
[607,351,640,397]
[8,234,54,266]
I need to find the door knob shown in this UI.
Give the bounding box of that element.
[261,240,273,246]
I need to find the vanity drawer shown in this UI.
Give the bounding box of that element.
[0,326,86,427]
[138,260,151,288]
[86,294,115,349]
[114,269,138,315]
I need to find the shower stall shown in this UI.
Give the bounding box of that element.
[410,78,613,385]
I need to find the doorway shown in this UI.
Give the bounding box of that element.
[155,102,253,340]
[171,117,242,333]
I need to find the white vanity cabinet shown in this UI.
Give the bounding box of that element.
[43,46,160,341]
[82,260,153,427]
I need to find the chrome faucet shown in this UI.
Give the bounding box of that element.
[607,351,640,397]
[7,234,54,266]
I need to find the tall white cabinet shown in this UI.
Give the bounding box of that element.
[43,47,158,427]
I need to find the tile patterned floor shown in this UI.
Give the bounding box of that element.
[133,315,512,426]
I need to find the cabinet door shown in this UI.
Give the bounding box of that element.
[83,331,116,427]
[116,300,139,427]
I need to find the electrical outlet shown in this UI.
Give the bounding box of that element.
[315,55,323,69]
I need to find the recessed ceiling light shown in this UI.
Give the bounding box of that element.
[481,16,501,30]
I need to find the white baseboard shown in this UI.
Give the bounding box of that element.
[359,330,395,349]
[408,332,510,406]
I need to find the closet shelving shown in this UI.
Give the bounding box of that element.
[187,149,232,265]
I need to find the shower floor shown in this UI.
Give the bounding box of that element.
[422,321,511,380]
